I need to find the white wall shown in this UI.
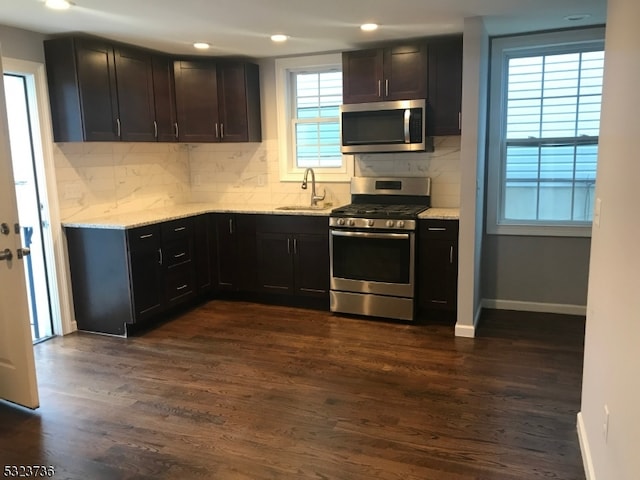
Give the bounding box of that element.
[578,0,640,478]
[0,25,45,63]
[455,17,489,337]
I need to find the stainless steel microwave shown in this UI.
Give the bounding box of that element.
[340,99,427,153]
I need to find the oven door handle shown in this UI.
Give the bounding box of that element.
[330,230,410,241]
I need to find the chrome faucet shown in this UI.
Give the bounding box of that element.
[301,168,325,207]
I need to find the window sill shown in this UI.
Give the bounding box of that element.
[488,223,592,238]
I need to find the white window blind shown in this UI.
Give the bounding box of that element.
[502,49,604,223]
[292,70,342,168]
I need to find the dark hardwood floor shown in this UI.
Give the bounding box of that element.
[0,302,586,480]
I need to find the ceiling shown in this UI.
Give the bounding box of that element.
[0,0,607,59]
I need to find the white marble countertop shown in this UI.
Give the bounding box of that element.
[63,203,460,229]
[418,208,460,220]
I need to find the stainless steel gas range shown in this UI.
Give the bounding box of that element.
[329,177,431,321]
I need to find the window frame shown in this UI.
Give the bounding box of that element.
[486,27,605,237]
[275,54,353,182]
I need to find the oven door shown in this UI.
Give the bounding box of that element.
[330,228,415,298]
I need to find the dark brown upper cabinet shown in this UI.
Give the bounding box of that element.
[44,37,169,142]
[113,46,157,142]
[45,37,120,142]
[173,60,261,143]
[342,43,428,104]
[427,35,463,136]
[44,35,261,143]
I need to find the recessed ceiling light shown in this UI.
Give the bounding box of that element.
[563,14,592,22]
[271,34,289,43]
[360,23,379,32]
[193,42,210,50]
[45,0,72,10]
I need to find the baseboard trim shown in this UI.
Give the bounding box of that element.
[454,304,482,338]
[481,299,586,316]
[577,412,596,480]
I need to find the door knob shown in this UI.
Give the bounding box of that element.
[0,248,13,261]
[17,247,30,259]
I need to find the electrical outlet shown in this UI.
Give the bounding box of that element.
[603,404,610,442]
[594,197,602,227]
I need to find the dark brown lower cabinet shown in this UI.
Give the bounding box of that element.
[417,219,459,314]
[255,215,329,299]
[212,213,257,292]
[66,216,206,336]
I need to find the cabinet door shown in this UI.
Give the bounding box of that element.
[174,60,220,142]
[217,62,262,142]
[256,232,294,294]
[114,46,156,142]
[418,221,458,312]
[194,214,213,293]
[293,233,329,298]
[152,55,178,142]
[213,214,238,290]
[383,44,428,101]
[128,225,164,320]
[427,36,463,136]
[75,38,120,141]
[342,49,384,104]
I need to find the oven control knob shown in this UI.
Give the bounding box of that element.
[348,219,356,226]
[367,219,374,227]
[397,220,405,228]
[337,218,345,226]
[386,220,395,228]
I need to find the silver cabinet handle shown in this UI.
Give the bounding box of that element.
[450,245,454,264]
[428,227,447,231]
[228,218,233,234]
[176,284,188,291]
[458,112,461,130]
[153,120,158,139]
[158,248,163,265]
[174,122,179,139]
[377,80,381,98]
[116,118,121,138]
[293,238,297,254]
[385,79,389,97]
[287,238,291,255]
[174,226,186,232]
[139,233,153,239]
[0,248,12,261]
[215,123,219,139]
[220,123,224,139]
[174,252,186,259]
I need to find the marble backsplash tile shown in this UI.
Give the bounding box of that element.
[54,142,190,221]
[54,136,460,221]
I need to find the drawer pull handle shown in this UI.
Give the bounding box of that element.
[158,248,163,265]
[174,252,186,258]
[450,245,454,264]
[174,226,186,232]
[139,233,153,239]
[428,227,447,231]
[176,284,188,291]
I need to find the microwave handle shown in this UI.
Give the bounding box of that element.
[404,109,411,143]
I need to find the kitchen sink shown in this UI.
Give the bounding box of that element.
[275,205,330,211]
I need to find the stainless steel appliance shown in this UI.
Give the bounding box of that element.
[329,177,431,321]
[340,99,429,154]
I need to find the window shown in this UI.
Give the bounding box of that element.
[276,54,353,182]
[487,28,605,236]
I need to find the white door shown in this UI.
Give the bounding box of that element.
[0,51,39,409]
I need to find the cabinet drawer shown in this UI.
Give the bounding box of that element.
[165,263,195,304]
[128,224,161,249]
[161,217,194,242]
[419,220,459,239]
[163,237,193,267]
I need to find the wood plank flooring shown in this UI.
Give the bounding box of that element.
[0,301,586,479]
